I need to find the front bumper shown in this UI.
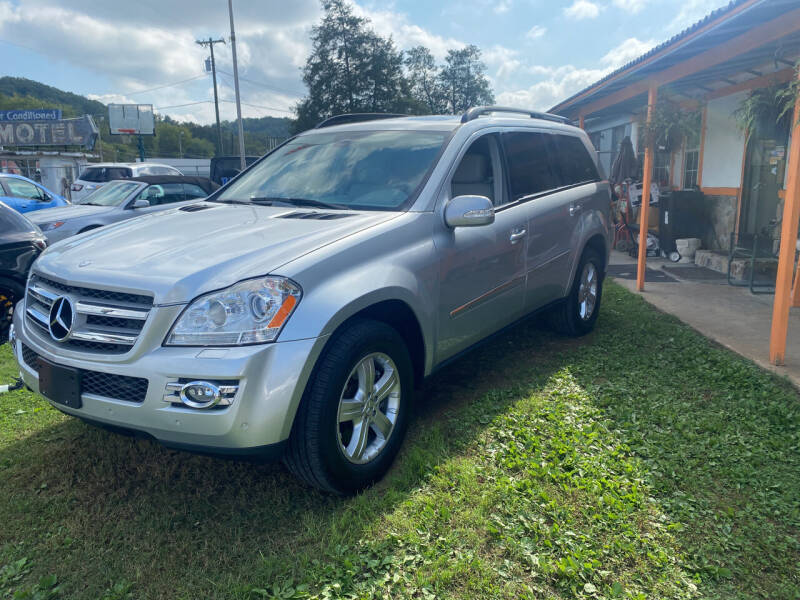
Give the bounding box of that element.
[11,305,324,453]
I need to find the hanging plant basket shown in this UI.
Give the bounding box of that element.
[637,99,702,154]
[734,76,799,142]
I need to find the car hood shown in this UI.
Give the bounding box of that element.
[28,204,114,223]
[35,202,400,304]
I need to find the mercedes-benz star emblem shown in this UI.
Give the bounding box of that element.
[48,296,74,342]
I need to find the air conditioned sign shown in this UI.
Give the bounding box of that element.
[0,109,62,121]
[0,115,98,149]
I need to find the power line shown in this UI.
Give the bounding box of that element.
[217,69,305,97]
[154,100,212,110]
[219,99,293,114]
[126,74,207,96]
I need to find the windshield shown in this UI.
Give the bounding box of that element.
[215,129,449,210]
[77,181,142,206]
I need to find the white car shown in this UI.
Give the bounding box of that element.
[70,162,181,203]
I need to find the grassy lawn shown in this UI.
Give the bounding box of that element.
[1,281,799,599]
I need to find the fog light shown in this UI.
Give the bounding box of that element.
[180,381,221,408]
[163,379,239,409]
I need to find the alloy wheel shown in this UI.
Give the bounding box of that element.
[336,352,401,464]
[578,262,598,321]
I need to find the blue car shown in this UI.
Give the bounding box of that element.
[0,173,69,214]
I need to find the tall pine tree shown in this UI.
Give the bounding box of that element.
[294,0,411,132]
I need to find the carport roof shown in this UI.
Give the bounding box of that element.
[550,0,800,118]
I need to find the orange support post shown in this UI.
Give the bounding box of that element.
[792,261,800,308]
[769,70,800,365]
[636,83,658,292]
[579,114,585,129]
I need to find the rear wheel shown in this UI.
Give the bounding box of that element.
[0,279,24,344]
[284,319,413,494]
[549,249,604,336]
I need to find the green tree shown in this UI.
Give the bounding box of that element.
[405,46,444,113]
[293,0,412,132]
[438,45,494,114]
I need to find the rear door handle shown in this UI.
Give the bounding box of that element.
[509,228,527,244]
[569,202,583,216]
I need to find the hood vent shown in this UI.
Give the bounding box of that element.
[276,211,351,220]
[180,204,215,212]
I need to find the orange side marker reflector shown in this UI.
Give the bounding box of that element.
[268,295,297,329]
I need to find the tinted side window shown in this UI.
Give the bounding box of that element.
[503,132,559,201]
[183,183,208,198]
[79,168,102,182]
[141,183,185,206]
[106,167,132,180]
[553,135,600,186]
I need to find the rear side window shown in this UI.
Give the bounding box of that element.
[78,167,103,182]
[147,166,180,175]
[553,135,600,186]
[79,167,132,182]
[183,183,208,198]
[502,132,559,201]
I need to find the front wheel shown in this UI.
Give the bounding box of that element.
[548,249,604,336]
[284,319,413,494]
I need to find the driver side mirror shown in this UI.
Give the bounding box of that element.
[131,198,150,209]
[444,195,495,228]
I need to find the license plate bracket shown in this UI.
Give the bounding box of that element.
[38,359,82,409]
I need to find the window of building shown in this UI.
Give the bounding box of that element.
[682,120,702,189]
[653,151,671,187]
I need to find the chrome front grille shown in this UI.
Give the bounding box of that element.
[25,274,153,354]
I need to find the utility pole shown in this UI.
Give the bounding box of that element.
[195,37,225,156]
[228,0,246,170]
[178,130,183,158]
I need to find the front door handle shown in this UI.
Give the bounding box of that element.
[569,202,583,216]
[509,228,527,244]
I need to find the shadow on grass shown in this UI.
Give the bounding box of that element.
[2,282,798,599]
[0,312,570,599]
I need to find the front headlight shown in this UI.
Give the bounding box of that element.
[40,221,65,231]
[165,277,302,346]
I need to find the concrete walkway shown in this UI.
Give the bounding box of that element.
[607,250,800,388]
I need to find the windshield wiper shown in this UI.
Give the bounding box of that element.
[248,197,348,210]
[206,198,251,205]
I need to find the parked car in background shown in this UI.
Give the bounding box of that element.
[70,162,181,203]
[209,155,259,186]
[30,175,219,244]
[0,202,46,342]
[10,107,610,494]
[0,174,69,214]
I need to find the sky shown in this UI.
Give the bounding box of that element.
[0,0,730,124]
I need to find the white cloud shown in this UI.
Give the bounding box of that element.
[497,65,606,111]
[601,37,656,69]
[564,0,601,20]
[484,46,523,82]
[526,25,547,40]
[611,0,648,13]
[668,0,724,33]
[495,0,513,14]
[498,37,655,111]
[351,4,463,61]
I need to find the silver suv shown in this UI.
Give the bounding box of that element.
[10,107,610,494]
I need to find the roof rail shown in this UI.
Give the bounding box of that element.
[460,106,570,125]
[315,113,408,129]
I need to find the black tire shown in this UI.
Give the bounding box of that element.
[549,249,604,337]
[0,278,24,344]
[284,319,413,495]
